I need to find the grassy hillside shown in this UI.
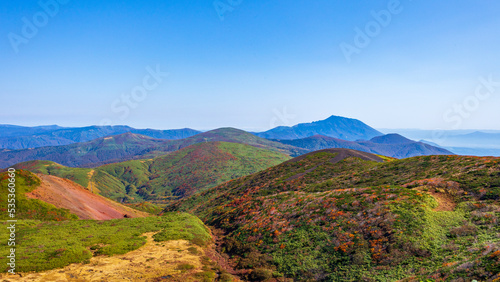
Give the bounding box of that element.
[13,160,94,187]
[0,170,78,221]
[166,150,500,281]
[12,160,130,202]
[124,202,164,215]
[14,142,291,204]
[177,127,308,157]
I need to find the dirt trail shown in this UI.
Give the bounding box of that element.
[3,233,206,282]
[86,169,99,194]
[417,188,456,212]
[26,174,149,220]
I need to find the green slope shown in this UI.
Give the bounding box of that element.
[166,149,500,281]
[14,142,291,204]
[12,160,128,202]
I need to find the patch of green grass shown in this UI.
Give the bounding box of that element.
[153,214,211,246]
[13,160,92,187]
[187,246,199,255]
[177,263,195,271]
[195,270,216,282]
[0,212,210,273]
[125,201,163,215]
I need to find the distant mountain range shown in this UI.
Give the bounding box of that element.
[0,124,200,149]
[255,115,383,141]
[439,131,500,149]
[0,124,65,137]
[0,128,305,168]
[0,115,463,168]
[276,133,453,158]
[380,129,500,156]
[1,116,381,150]
[0,125,453,169]
[0,132,166,168]
[445,147,500,157]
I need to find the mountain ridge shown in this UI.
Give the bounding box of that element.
[255,115,383,141]
[0,125,201,150]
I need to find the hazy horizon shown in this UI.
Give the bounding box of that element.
[3,119,500,133]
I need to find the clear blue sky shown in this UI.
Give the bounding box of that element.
[1,0,499,131]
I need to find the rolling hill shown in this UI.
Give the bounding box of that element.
[0,128,305,168]
[0,170,78,221]
[164,127,308,157]
[166,149,500,281]
[255,115,383,141]
[13,141,291,204]
[277,133,453,158]
[0,124,200,149]
[0,132,168,168]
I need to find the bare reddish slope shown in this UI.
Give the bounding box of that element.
[26,174,149,220]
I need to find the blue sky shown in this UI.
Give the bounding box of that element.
[1,0,500,131]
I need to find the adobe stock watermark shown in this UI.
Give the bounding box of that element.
[213,0,243,21]
[269,106,296,129]
[99,65,169,126]
[6,168,17,275]
[339,0,404,63]
[431,74,500,144]
[8,0,70,54]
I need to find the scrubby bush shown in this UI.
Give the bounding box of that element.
[449,224,477,237]
[250,268,273,281]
